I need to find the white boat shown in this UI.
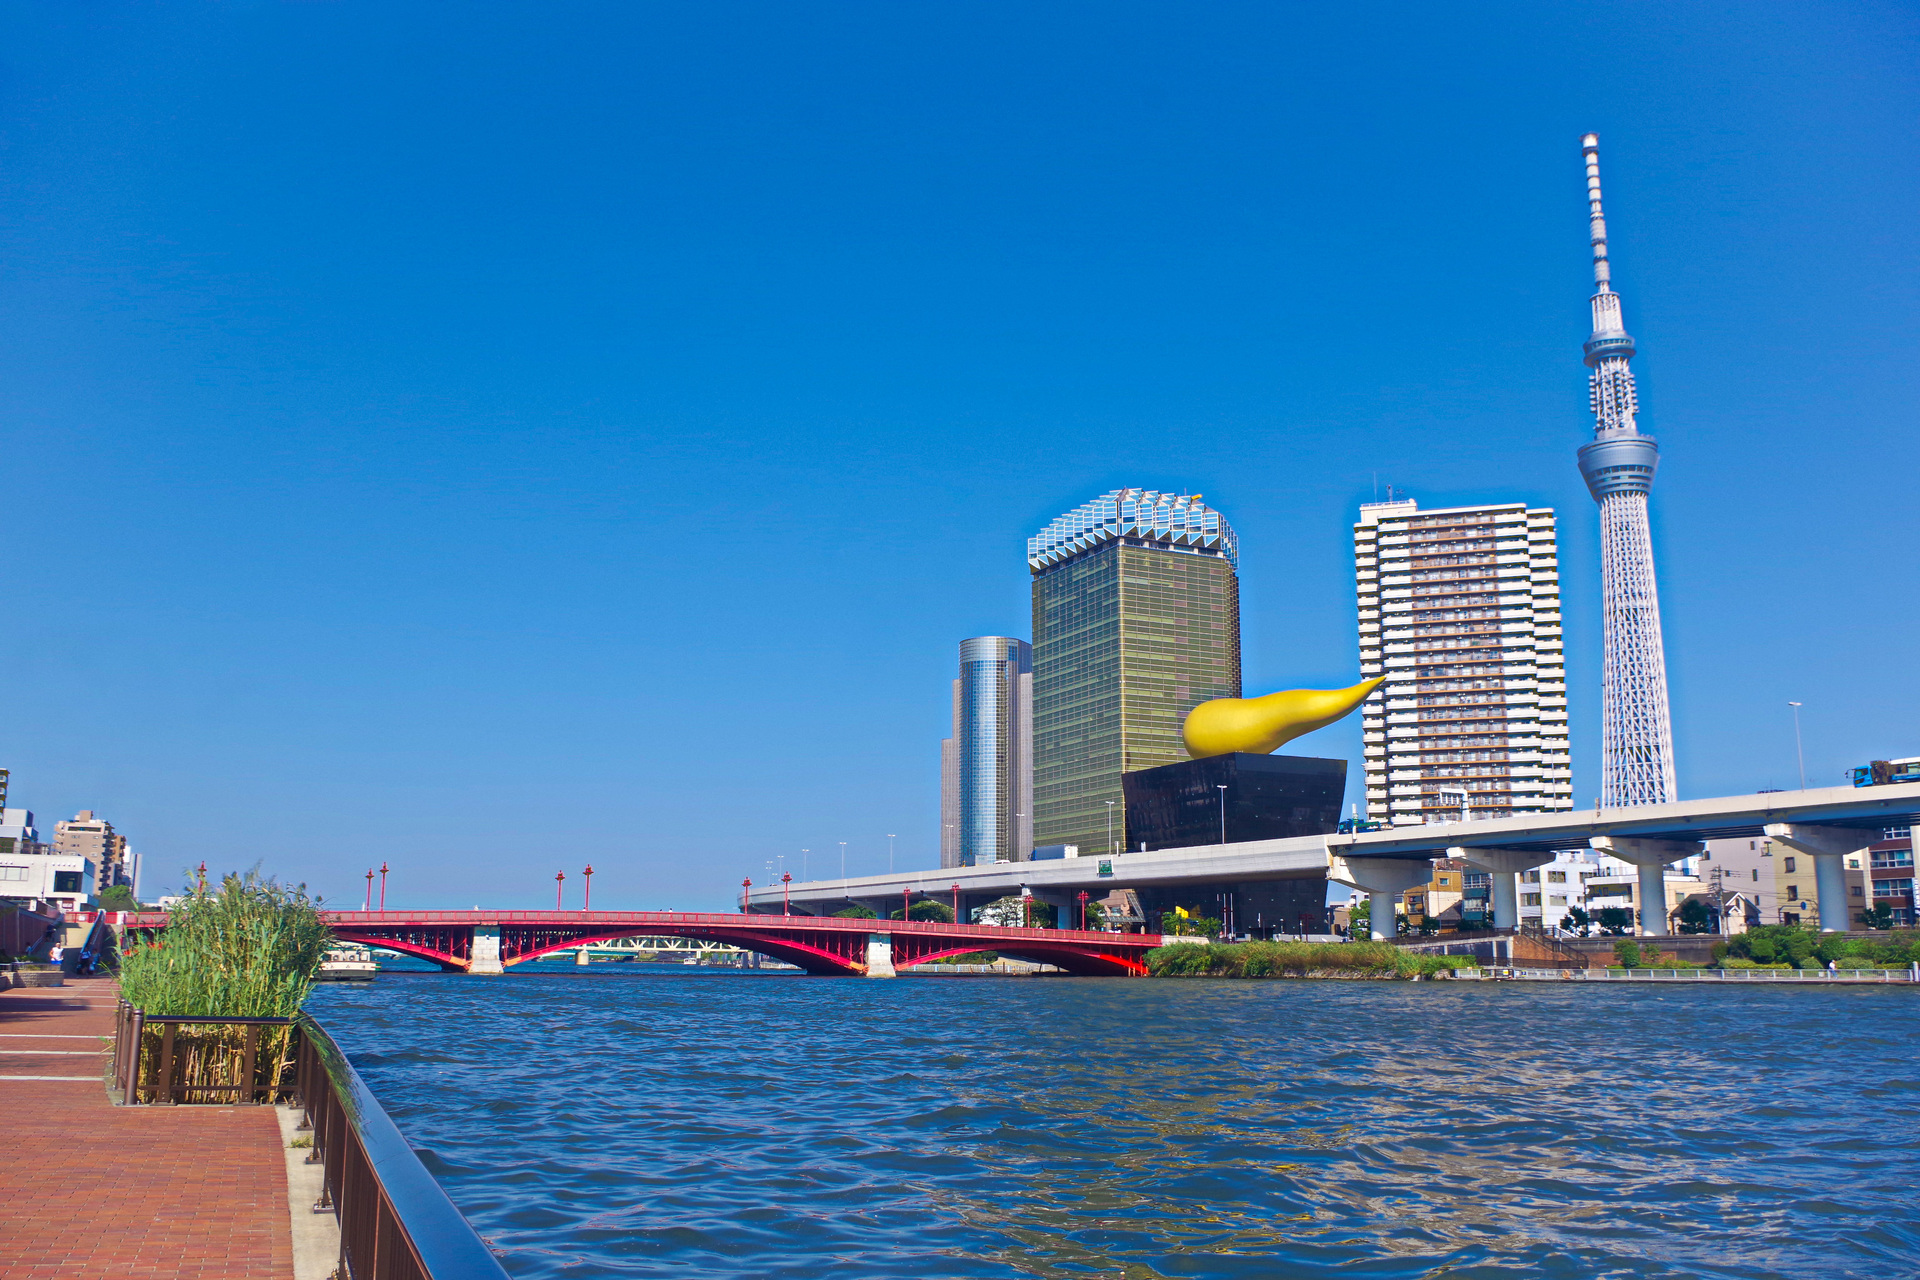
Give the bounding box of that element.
[317,946,378,981]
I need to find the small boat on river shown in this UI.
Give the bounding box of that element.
[317,946,378,981]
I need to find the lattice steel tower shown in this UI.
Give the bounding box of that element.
[1575,133,1676,807]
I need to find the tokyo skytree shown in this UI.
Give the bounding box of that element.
[1574,133,1677,808]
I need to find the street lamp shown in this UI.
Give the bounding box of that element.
[741,877,751,913]
[952,882,961,923]
[554,870,565,910]
[782,872,792,916]
[1216,785,1229,846]
[583,864,594,911]
[801,849,810,880]
[1788,702,1807,790]
[379,862,389,911]
[363,869,373,911]
[839,841,847,880]
[1077,889,1090,931]
[887,834,896,874]
[1105,800,1116,856]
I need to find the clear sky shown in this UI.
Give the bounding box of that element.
[0,2,1913,909]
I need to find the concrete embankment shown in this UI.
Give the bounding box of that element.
[0,978,297,1276]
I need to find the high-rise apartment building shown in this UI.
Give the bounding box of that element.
[938,637,1032,867]
[55,810,130,888]
[1355,498,1572,825]
[1030,489,1240,856]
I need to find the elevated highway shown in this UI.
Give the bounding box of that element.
[751,781,1920,939]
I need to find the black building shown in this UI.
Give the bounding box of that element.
[1121,753,1345,850]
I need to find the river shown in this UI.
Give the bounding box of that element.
[308,962,1920,1278]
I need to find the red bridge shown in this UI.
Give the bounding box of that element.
[125,910,1164,977]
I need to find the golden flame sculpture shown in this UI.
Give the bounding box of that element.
[1181,676,1385,760]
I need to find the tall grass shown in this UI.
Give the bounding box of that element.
[119,868,331,1101]
[1147,940,1475,980]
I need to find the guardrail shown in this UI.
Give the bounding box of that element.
[109,1005,509,1280]
[1478,966,1920,983]
[295,1014,511,1280]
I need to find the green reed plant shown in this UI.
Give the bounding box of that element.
[118,868,331,1102]
[1147,940,1475,980]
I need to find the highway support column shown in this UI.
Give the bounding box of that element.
[1590,837,1703,937]
[1327,855,1434,941]
[1763,823,1868,932]
[1448,847,1556,930]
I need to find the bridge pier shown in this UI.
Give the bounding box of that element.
[1590,837,1702,937]
[864,933,897,978]
[470,925,504,975]
[1763,823,1867,932]
[1328,856,1433,940]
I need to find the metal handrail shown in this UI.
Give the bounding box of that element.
[296,1013,511,1280]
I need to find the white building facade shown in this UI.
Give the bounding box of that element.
[1356,499,1573,826]
[0,809,98,914]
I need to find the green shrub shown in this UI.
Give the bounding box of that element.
[1612,939,1642,968]
[1145,940,1470,980]
[831,904,878,919]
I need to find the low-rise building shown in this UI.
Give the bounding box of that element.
[1519,849,1598,932]
[1867,828,1914,926]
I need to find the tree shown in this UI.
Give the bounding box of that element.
[1561,906,1594,937]
[1613,938,1642,968]
[832,904,878,919]
[97,885,142,912]
[1347,897,1371,933]
[1591,907,1635,937]
[889,901,954,923]
[1857,903,1896,931]
[1675,899,1715,935]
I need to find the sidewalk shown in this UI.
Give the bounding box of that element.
[0,977,294,1278]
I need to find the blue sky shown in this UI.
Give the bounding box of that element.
[0,2,1913,909]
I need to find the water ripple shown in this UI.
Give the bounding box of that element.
[310,964,1920,1278]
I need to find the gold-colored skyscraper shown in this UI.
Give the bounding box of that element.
[1029,489,1240,856]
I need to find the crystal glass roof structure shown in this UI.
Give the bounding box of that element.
[1027,489,1238,572]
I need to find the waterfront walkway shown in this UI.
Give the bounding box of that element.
[0,977,293,1278]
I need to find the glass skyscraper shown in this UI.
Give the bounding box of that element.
[939,637,1033,867]
[1028,490,1241,856]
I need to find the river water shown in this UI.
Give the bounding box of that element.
[309,964,1920,1279]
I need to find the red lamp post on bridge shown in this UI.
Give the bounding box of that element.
[379,862,388,912]
[782,872,791,916]
[1078,890,1090,931]
[903,887,911,922]
[554,870,565,910]
[952,883,960,925]
[741,877,751,913]
[363,869,374,911]
[583,865,593,911]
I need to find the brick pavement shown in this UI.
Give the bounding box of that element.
[0,978,293,1278]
